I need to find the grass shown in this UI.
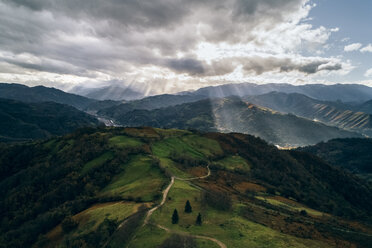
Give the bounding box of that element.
[214,155,250,172]
[150,180,331,248]
[73,202,140,235]
[81,151,114,174]
[158,157,193,178]
[46,201,140,246]
[101,155,168,202]
[109,135,143,149]
[256,196,325,217]
[152,135,222,159]
[127,225,170,248]
[128,224,220,248]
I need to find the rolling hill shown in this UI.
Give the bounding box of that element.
[245,92,372,136]
[0,83,96,110]
[98,97,361,147]
[0,99,100,141]
[0,127,371,248]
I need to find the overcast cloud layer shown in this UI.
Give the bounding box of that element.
[0,0,366,94]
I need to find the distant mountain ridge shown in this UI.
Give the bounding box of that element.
[99,97,361,146]
[70,84,145,101]
[0,99,100,142]
[0,83,96,110]
[181,83,372,103]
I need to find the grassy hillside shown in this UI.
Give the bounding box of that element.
[99,97,361,147]
[0,127,371,248]
[0,99,100,142]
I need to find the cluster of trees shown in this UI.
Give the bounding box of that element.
[171,201,202,226]
[169,151,208,167]
[202,190,232,211]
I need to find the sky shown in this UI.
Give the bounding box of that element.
[0,0,371,95]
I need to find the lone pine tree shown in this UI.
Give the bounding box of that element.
[172,209,179,224]
[184,200,192,213]
[196,213,202,226]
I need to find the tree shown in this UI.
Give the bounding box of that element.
[184,200,192,213]
[172,209,179,224]
[195,213,202,226]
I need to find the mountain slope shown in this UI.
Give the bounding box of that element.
[299,138,372,180]
[183,83,372,103]
[245,92,372,136]
[97,94,207,118]
[0,99,99,141]
[0,83,96,109]
[0,127,371,247]
[100,97,361,146]
[357,100,372,114]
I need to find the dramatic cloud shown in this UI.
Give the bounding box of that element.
[361,44,372,53]
[344,43,362,52]
[0,0,355,94]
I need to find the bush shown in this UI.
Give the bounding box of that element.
[202,190,232,211]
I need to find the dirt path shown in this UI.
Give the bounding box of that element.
[175,165,211,181]
[142,165,227,248]
[143,176,175,226]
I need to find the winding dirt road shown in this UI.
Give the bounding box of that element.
[143,176,175,226]
[143,165,227,248]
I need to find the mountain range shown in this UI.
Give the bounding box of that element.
[182,83,372,103]
[98,97,361,147]
[2,82,372,147]
[70,84,145,101]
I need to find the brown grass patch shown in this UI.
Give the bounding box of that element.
[234,181,266,193]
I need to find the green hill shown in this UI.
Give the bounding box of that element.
[0,99,100,141]
[0,127,371,248]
